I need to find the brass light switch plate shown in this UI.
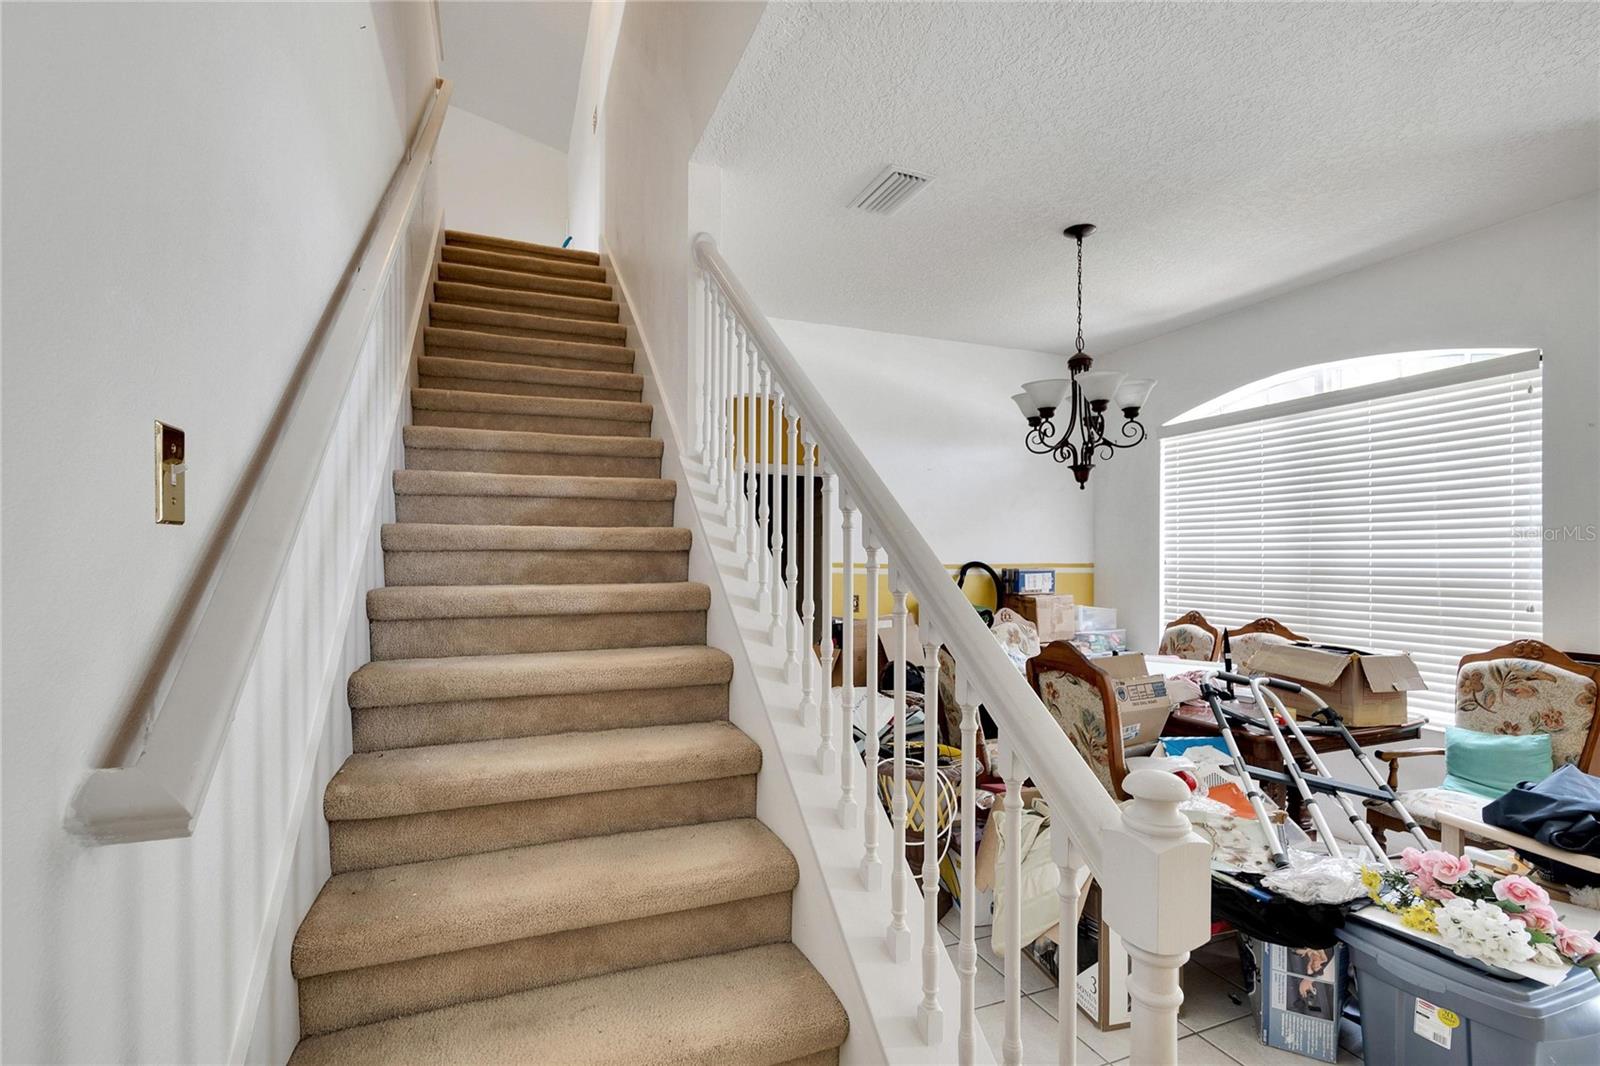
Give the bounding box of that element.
[155,421,186,524]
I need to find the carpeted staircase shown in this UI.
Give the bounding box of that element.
[288,231,848,1065]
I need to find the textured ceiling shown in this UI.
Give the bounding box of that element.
[700,2,1600,354]
[440,0,589,150]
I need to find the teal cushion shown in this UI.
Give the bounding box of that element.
[1442,727,1553,801]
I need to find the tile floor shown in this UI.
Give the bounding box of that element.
[942,909,1363,1065]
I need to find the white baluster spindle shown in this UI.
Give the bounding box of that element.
[731,319,747,545]
[1054,833,1084,1066]
[860,530,882,889]
[744,335,762,581]
[958,677,980,1065]
[815,469,837,775]
[783,402,801,680]
[886,580,911,961]
[837,492,858,828]
[1002,744,1025,1066]
[917,631,944,1043]
[768,385,786,641]
[799,434,818,727]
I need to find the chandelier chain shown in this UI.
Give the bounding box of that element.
[1074,235,1085,354]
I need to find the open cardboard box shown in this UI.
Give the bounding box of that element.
[1247,642,1425,726]
[1095,654,1172,748]
[1000,593,1076,641]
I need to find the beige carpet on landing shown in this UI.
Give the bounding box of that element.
[288,230,848,1065]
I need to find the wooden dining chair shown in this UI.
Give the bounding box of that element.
[1027,639,1128,799]
[1158,610,1221,661]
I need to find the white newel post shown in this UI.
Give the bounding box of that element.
[957,678,980,1066]
[860,530,882,889]
[917,630,944,1043]
[837,492,858,829]
[1100,770,1212,1066]
[886,579,911,961]
[815,470,837,775]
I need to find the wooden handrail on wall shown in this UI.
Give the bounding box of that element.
[65,78,453,845]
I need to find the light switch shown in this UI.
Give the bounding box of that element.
[155,421,185,524]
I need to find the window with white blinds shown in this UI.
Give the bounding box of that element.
[1161,352,1542,722]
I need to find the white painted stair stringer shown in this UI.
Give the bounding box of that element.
[605,245,993,1066]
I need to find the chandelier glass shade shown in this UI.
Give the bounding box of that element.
[1019,224,1156,488]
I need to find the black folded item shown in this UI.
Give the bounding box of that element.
[1482,764,1600,887]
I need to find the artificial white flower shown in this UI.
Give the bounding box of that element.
[1433,898,1536,968]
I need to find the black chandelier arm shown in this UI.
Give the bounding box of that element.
[1092,417,1148,460]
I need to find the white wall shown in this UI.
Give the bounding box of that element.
[0,2,439,1061]
[566,0,625,252]
[437,104,569,246]
[1094,194,1600,656]
[770,318,1096,565]
[602,0,765,437]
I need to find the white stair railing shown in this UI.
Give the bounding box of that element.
[694,234,1212,1066]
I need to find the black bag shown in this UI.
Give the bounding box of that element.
[1482,764,1600,887]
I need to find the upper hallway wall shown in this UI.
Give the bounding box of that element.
[0,3,438,1061]
[438,103,570,246]
[601,0,765,435]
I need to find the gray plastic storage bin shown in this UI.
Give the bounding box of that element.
[1338,917,1600,1065]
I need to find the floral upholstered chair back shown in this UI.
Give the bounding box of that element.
[1456,642,1600,771]
[1226,618,1307,674]
[1028,641,1124,799]
[1158,611,1219,661]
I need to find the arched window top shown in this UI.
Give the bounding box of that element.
[1164,348,1529,426]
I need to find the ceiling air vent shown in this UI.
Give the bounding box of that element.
[849,166,931,215]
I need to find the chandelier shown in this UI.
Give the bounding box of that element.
[1013,223,1156,488]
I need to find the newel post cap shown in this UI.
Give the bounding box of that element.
[1098,770,1213,957]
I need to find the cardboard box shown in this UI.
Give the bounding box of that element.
[1000,593,1076,641]
[827,617,889,688]
[1096,654,1172,748]
[1247,642,1426,726]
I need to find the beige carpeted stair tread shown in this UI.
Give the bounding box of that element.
[436,261,613,302]
[347,645,733,710]
[381,522,689,553]
[288,942,847,1066]
[292,819,797,978]
[411,387,649,424]
[418,356,640,397]
[394,468,674,501]
[442,243,608,283]
[431,301,628,345]
[297,893,785,1036]
[324,721,759,820]
[402,424,661,458]
[367,581,709,621]
[434,280,618,322]
[424,325,633,368]
[445,229,600,265]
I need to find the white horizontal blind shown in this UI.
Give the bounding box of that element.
[1161,357,1542,721]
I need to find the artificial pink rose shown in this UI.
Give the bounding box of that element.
[1493,875,1551,908]
[1515,902,1560,933]
[1556,926,1600,961]
[1400,848,1428,875]
[1422,883,1457,902]
[1416,850,1474,885]
[1412,871,1440,899]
